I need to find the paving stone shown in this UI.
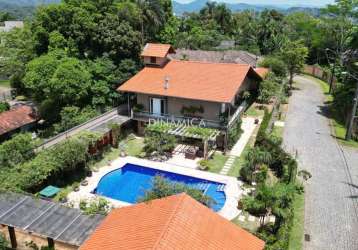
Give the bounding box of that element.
[248,215,256,222]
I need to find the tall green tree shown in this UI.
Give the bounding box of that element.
[0,24,35,93]
[135,0,165,44]
[280,40,308,87]
[140,175,215,208]
[257,10,288,55]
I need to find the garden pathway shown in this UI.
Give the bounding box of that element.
[220,117,260,175]
[283,75,358,250]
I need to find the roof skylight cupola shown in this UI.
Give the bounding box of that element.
[141,43,176,67]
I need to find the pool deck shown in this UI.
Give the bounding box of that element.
[67,156,243,220]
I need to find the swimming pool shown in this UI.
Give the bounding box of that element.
[94,163,226,211]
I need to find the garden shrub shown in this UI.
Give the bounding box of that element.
[258,56,287,78]
[198,159,209,170]
[256,164,268,184]
[0,133,38,169]
[144,123,177,155]
[0,233,8,249]
[228,118,243,149]
[257,73,281,104]
[80,197,111,215]
[255,108,272,144]
[0,102,9,113]
[53,106,99,133]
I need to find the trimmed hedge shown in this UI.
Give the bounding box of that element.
[255,108,272,145]
[228,118,243,149]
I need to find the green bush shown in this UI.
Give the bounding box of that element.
[0,233,8,249]
[259,56,287,78]
[255,108,272,144]
[0,102,9,113]
[228,118,243,148]
[257,73,281,104]
[198,159,209,170]
[256,164,268,184]
[0,133,37,169]
[80,197,111,215]
[140,175,215,208]
[144,123,177,155]
[53,106,99,133]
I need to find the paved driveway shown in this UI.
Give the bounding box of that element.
[283,75,358,250]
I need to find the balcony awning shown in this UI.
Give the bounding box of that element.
[148,124,220,141]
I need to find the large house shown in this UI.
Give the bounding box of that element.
[80,193,265,250]
[118,43,268,149]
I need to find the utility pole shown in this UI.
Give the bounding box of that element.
[345,78,358,141]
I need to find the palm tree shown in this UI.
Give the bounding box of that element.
[246,147,272,183]
[213,4,232,34]
[135,0,164,44]
[200,1,217,20]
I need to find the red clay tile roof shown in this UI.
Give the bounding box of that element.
[0,105,37,135]
[118,60,262,103]
[141,43,175,58]
[255,67,269,78]
[80,194,265,250]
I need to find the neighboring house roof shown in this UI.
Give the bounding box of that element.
[141,43,175,58]
[118,60,262,103]
[80,194,265,250]
[0,105,37,135]
[169,49,258,67]
[0,21,24,32]
[255,67,270,79]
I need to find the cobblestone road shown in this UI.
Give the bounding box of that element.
[283,75,358,250]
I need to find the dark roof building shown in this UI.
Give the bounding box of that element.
[0,105,38,140]
[169,49,259,67]
[0,193,104,249]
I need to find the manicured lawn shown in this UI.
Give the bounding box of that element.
[0,79,10,88]
[227,156,243,177]
[288,192,305,250]
[90,147,121,169]
[122,136,144,157]
[206,152,229,173]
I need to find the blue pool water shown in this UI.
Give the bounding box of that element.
[95,163,226,211]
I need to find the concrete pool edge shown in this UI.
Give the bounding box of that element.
[67,156,243,220]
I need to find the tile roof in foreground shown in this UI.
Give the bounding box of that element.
[118,60,264,103]
[80,193,265,250]
[0,105,38,135]
[141,43,175,58]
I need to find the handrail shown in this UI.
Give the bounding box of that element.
[228,101,248,128]
[37,108,118,149]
